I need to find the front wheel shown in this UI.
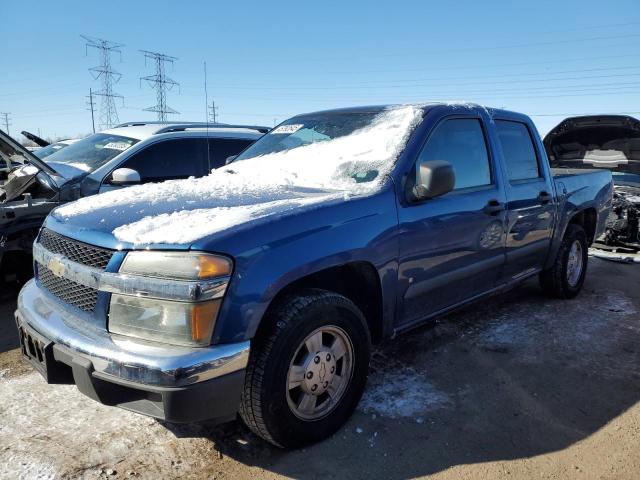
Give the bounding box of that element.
[239,289,371,448]
[539,224,588,299]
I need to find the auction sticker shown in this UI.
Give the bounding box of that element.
[103,142,131,151]
[272,124,304,134]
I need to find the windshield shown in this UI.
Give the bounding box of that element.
[232,105,423,191]
[43,133,138,172]
[35,142,70,159]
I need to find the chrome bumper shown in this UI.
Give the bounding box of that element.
[16,279,249,387]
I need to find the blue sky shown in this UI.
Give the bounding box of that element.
[1,0,639,141]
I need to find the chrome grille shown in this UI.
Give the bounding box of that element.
[39,228,113,270]
[37,263,98,312]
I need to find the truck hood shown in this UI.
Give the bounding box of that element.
[49,168,349,250]
[544,115,640,185]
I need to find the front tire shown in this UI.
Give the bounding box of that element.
[239,289,371,448]
[539,224,588,299]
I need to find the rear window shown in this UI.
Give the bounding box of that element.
[495,121,540,181]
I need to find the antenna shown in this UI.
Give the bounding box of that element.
[81,35,124,129]
[140,50,180,123]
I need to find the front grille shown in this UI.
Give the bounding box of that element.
[39,228,114,270]
[38,263,98,312]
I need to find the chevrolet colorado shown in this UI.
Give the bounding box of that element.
[16,103,613,448]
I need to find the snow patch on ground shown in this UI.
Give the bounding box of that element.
[359,369,450,419]
[54,105,423,245]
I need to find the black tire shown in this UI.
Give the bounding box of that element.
[239,288,371,448]
[539,224,588,299]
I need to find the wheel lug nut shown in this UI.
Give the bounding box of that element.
[312,384,318,391]
[314,356,320,364]
[326,354,331,361]
[306,371,313,379]
[323,381,328,388]
[330,366,335,373]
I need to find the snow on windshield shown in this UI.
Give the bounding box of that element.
[55,105,423,244]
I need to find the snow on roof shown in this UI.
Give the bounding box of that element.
[55,105,423,244]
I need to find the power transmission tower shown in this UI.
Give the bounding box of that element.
[81,35,124,129]
[0,112,10,135]
[86,89,96,133]
[208,100,219,124]
[140,50,179,122]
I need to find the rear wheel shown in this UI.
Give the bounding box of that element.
[539,224,588,299]
[239,289,371,448]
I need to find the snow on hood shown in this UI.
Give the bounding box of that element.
[54,105,423,245]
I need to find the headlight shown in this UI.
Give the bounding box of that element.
[108,251,232,347]
[119,251,232,280]
[109,294,220,346]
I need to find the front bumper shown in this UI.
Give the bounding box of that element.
[16,279,250,423]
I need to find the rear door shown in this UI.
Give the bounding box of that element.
[207,138,255,170]
[494,119,556,280]
[99,138,209,192]
[397,114,508,327]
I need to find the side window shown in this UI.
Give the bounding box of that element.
[417,118,491,189]
[120,138,208,182]
[495,121,540,181]
[208,138,255,170]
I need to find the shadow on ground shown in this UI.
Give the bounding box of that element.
[161,259,640,479]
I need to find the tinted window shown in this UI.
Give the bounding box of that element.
[418,118,491,189]
[208,138,254,169]
[495,121,540,181]
[121,138,208,182]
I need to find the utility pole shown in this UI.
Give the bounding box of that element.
[208,100,219,124]
[140,50,179,122]
[81,35,124,129]
[0,112,10,135]
[86,88,96,133]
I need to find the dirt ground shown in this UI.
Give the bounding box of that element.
[0,256,638,480]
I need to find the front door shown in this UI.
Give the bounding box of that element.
[397,117,507,327]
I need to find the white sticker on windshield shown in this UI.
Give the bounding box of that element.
[103,142,131,151]
[272,124,304,134]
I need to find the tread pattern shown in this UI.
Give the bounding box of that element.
[239,289,364,447]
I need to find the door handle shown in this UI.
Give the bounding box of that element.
[483,199,505,215]
[538,191,552,204]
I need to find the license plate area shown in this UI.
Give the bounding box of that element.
[18,324,50,377]
[16,320,73,384]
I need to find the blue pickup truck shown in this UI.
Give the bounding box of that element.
[16,103,612,448]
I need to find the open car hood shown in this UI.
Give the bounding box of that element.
[21,130,50,147]
[544,115,640,164]
[0,129,59,177]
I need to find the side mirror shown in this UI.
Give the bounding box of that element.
[413,160,455,200]
[225,155,237,165]
[109,168,141,185]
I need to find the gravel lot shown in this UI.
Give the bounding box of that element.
[0,256,638,480]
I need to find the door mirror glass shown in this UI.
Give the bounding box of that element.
[413,160,455,200]
[109,168,141,185]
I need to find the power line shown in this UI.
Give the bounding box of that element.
[81,35,124,129]
[1,112,11,135]
[209,100,219,123]
[140,50,180,122]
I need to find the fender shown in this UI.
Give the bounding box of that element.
[209,188,401,344]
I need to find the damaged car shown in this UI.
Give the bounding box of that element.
[1,122,267,286]
[545,115,640,252]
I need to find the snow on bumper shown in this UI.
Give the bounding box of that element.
[15,279,250,423]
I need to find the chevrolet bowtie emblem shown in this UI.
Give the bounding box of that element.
[48,256,66,278]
